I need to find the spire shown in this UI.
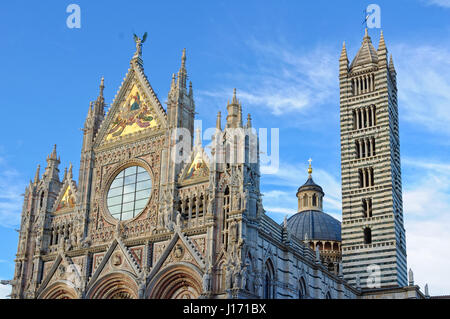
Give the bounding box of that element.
[171,73,176,89]
[246,113,252,128]
[378,30,386,51]
[216,111,222,130]
[44,145,60,182]
[99,76,105,98]
[350,28,378,69]
[68,162,73,180]
[363,28,370,42]
[94,77,105,116]
[389,54,396,75]
[340,41,348,61]
[181,48,186,68]
[63,167,68,181]
[232,88,238,104]
[177,48,187,89]
[226,88,242,128]
[377,30,388,66]
[47,144,58,161]
[33,165,40,185]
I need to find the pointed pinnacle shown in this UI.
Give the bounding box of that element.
[232,88,237,104]
[181,48,186,67]
[340,41,348,60]
[34,165,40,184]
[50,144,57,160]
[378,30,386,51]
[216,111,222,130]
[100,76,105,96]
[68,162,73,179]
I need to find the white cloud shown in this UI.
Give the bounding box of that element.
[0,283,11,299]
[402,158,450,295]
[425,0,450,8]
[393,44,450,135]
[261,161,342,222]
[198,42,338,115]
[406,216,450,296]
[0,161,25,228]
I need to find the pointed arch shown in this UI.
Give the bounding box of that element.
[87,272,138,299]
[39,281,78,299]
[263,258,275,299]
[298,277,308,299]
[146,263,202,299]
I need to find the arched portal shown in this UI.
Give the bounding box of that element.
[147,264,202,299]
[87,273,138,299]
[39,282,78,299]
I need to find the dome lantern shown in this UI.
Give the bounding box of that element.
[296,159,324,212]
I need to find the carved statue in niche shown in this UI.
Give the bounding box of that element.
[233,267,241,289]
[176,211,182,227]
[207,197,214,216]
[232,193,240,211]
[202,266,212,293]
[240,264,248,290]
[241,190,247,211]
[228,220,238,244]
[225,265,233,290]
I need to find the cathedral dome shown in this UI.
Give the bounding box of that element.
[287,210,341,242]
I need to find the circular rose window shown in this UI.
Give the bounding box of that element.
[107,166,152,221]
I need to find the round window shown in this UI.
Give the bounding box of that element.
[106,166,152,221]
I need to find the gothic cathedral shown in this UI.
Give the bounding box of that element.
[10,30,423,299]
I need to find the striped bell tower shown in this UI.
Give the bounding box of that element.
[339,29,407,288]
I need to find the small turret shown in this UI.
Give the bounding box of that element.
[226,88,243,129]
[44,145,60,183]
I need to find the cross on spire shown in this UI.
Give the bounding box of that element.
[308,158,313,176]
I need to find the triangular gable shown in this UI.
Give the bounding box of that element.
[52,175,78,213]
[179,148,210,185]
[87,237,142,290]
[95,60,167,148]
[147,230,206,283]
[37,254,83,297]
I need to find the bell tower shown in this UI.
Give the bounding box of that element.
[339,29,407,288]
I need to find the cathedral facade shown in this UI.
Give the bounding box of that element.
[9,30,424,299]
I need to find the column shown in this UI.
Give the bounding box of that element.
[356,109,360,130]
[362,169,366,188]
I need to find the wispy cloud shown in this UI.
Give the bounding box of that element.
[402,158,450,295]
[393,44,450,135]
[424,0,450,8]
[0,282,11,299]
[198,41,338,115]
[0,157,25,228]
[261,161,342,222]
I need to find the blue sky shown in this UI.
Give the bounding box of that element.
[1,0,450,297]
